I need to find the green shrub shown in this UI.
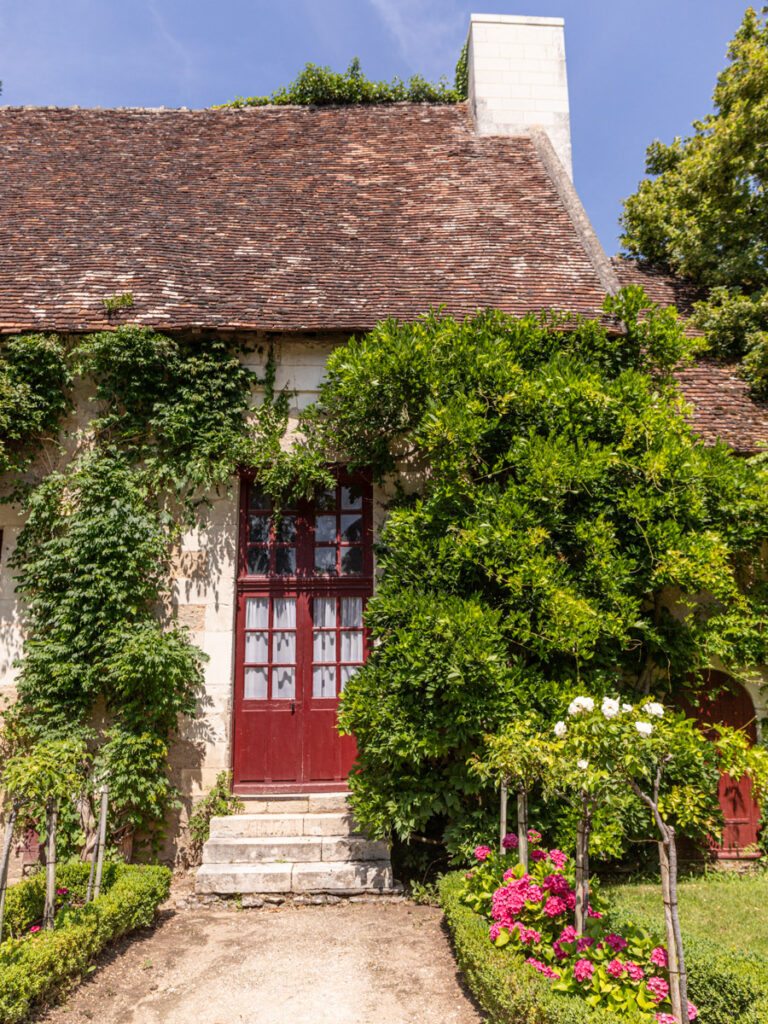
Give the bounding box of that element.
[0,863,170,1022]
[181,770,243,867]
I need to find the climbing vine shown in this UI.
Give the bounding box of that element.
[1,326,301,854]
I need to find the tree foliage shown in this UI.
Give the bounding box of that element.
[621,6,768,396]
[293,290,768,857]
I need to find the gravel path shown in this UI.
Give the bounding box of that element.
[32,899,483,1024]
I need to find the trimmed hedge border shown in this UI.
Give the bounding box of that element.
[0,862,170,1023]
[438,871,768,1024]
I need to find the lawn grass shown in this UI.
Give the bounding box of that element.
[603,869,768,958]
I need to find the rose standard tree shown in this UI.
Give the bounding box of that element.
[554,697,768,1024]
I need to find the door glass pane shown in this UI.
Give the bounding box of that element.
[275,515,296,543]
[340,665,359,691]
[340,547,363,575]
[249,488,271,510]
[244,666,268,699]
[316,487,336,511]
[341,485,363,510]
[313,597,336,628]
[340,598,363,628]
[340,514,363,543]
[315,515,337,543]
[313,665,336,698]
[314,548,337,574]
[313,630,336,662]
[273,631,296,663]
[274,598,296,628]
[247,548,270,575]
[341,630,363,662]
[248,515,271,544]
[245,597,269,629]
[273,666,295,699]
[275,548,296,575]
[245,631,269,663]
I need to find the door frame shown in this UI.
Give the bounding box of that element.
[230,470,373,794]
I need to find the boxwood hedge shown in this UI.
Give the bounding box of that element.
[0,861,170,1023]
[439,871,768,1024]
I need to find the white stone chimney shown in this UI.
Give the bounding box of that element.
[467,13,573,179]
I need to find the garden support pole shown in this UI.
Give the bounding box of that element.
[574,818,586,934]
[94,785,108,899]
[43,798,57,929]
[499,783,508,854]
[517,789,528,871]
[0,799,20,944]
[665,831,689,1023]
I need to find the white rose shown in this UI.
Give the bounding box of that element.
[568,696,595,716]
[635,721,653,738]
[621,703,634,714]
[601,697,620,719]
[554,721,567,738]
[643,702,665,718]
[577,759,589,770]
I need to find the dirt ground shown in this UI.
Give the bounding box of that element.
[31,885,484,1024]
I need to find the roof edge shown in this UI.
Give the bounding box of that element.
[528,127,621,298]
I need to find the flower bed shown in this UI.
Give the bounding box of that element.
[442,830,768,1024]
[0,861,170,1022]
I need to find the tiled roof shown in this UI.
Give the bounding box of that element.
[675,361,768,453]
[0,104,609,334]
[612,258,768,452]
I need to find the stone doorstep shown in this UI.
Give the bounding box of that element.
[195,860,394,895]
[209,812,360,839]
[236,792,351,815]
[202,835,390,865]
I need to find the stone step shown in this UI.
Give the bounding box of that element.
[210,812,359,839]
[202,835,389,865]
[237,792,350,814]
[196,860,394,895]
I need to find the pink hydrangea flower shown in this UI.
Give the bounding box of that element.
[29,925,40,933]
[646,976,669,1003]
[56,887,68,896]
[558,925,577,944]
[565,891,576,910]
[606,959,625,979]
[527,829,542,845]
[531,849,547,862]
[687,1002,698,1021]
[574,958,595,983]
[544,896,567,918]
[511,921,541,945]
[502,868,516,882]
[525,957,560,981]
[464,872,474,880]
[587,906,603,919]
[605,933,628,953]
[654,1015,679,1024]
[576,936,594,952]
[625,961,645,983]
[542,873,570,897]
[651,946,669,968]
[526,884,544,904]
[502,833,519,850]
[489,923,502,942]
[474,845,491,862]
[548,849,568,869]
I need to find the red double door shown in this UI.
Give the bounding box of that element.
[232,475,372,793]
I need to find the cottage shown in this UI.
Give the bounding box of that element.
[1,14,767,891]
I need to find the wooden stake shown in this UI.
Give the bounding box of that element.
[0,800,20,944]
[517,790,528,871]
[93,786,109,899]
[574,817,586,934]
[43,798,57,930]
[499,783,508,855]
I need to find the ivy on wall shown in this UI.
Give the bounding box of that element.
[0,327,301,854]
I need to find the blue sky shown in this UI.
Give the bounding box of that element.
[0,1,753,253]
